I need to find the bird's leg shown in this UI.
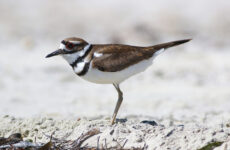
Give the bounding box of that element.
[111,83,123,125]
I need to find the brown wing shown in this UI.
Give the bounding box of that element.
[92,39,191,72]
[92,45,154,72]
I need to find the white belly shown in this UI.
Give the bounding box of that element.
[80,56,155,84]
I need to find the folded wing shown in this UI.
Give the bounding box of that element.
[92,39,191,72]
[92,45,155,72]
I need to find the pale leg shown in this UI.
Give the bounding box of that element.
[111,83,123,125]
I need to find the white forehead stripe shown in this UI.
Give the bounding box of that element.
[59,43,66,49]
[94,52,103,57]
[69,41,82,44]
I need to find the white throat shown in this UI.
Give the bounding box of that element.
[62,52,80,64]
[61,44,91,64]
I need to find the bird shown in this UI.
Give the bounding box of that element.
[46,37,191,125]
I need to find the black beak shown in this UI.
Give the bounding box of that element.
[46,49,63,58]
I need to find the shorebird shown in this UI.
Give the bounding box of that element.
[46,37,190,125]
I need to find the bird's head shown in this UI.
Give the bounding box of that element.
[46,37,92,64]
[46,37,89,58]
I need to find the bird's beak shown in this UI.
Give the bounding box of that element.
[46,49,63,58]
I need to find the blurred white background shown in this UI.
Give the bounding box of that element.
[0,0,230,121]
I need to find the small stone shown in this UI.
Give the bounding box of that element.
[23,130,30,137]
[141,120,158,126]
[136,136,143,143]
[40,126,47,129]
[110,129,114,135]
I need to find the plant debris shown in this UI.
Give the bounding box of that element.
[0,129,147,150]
[198,141,224,150]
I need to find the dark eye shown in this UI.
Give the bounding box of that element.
[67,43,74,49]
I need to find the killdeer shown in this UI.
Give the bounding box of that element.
[46,37,191,125]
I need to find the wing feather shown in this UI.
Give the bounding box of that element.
[92,45,153,72]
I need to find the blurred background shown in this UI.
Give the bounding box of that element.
[0,0,230,122]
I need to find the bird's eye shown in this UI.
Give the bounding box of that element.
[67,43,74,49]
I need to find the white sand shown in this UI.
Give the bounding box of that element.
[0,115,230,149]
[0,0,230,149]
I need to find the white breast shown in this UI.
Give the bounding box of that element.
[81,56,156,84]
[80,48,165,84]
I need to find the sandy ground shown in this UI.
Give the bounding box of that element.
[0,0,230,149]
[0,115,230,149]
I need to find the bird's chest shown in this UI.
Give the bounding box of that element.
[78,57,155,84]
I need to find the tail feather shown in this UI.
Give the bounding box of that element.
[146,39,191,52]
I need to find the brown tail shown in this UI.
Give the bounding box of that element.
[145,39,191,51]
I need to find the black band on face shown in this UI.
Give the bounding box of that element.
[70,44,92,67]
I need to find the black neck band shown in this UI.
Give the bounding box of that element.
[70,44,92,68]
